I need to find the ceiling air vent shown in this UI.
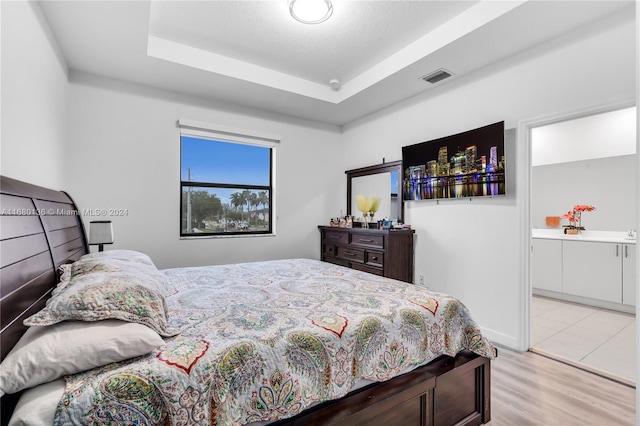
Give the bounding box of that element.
[421,68,453,84]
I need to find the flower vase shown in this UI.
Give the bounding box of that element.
[562,204,594,235]
[361,214,368,228]
[576,212,583,231]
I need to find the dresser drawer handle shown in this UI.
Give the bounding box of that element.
[371,256,378,261]
[359,238,374,243]
[344,251,357,257]
[330,235,343,239]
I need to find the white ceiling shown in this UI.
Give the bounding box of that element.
[38,0,634,126]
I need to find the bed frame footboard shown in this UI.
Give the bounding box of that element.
[274,350,491,426]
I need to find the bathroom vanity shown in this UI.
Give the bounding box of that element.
[532,230,636,313]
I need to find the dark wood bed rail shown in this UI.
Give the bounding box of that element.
[272,350,491,426]
[1,175,89,424]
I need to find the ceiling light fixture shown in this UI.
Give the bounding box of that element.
[289,0,333,24]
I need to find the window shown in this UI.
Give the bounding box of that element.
[179,120,277,237]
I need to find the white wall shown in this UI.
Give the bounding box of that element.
[532,155,637,231]
[532,107,636,166]
[531,106,637,231]
[341,9,636,350]
[1,2,69,188]
[65,74,343,269]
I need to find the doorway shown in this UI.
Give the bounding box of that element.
[528,105,637,385]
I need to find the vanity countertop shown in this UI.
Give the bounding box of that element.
[532,229,636,244]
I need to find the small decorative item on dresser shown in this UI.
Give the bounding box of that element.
[330,216,353,228]
[344,216,353,228]
[562,204,595,234]
[355,194,381,228]
[368,196,381,225]
[355,194,371,227]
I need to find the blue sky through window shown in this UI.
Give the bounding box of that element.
[181,136,270,185]
[181,136,271,206]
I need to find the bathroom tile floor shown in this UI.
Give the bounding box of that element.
[531,295,636,384]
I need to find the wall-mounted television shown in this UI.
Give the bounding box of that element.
[402,121,505,201]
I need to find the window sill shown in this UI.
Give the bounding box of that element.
[179,233,275,240]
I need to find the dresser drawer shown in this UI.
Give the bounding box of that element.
[351,233,384,248]
[324,255,349,268]
[351,262,383,276]
[366,251,384,268]
[336,246,365,263]
[323,244,337,257]
[325,230,349,244]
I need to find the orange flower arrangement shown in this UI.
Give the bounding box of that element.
[562,204,595,232]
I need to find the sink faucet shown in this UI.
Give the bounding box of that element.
[628,229,637,239]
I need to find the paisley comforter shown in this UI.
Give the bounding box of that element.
[55,258,495,425]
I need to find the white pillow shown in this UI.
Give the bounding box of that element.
[8,379,64,426]
[0,320,164,396]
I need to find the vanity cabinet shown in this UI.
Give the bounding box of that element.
[562,241,622,303]
[319,226,414,283]
[622,244,636,306]
[531,239,562,292]
[532,237,636,310]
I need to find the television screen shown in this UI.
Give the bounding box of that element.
[402,121,505,201]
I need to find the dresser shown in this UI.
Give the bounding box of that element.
[318,226,415,283]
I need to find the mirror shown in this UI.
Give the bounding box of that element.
[346,160,404,224]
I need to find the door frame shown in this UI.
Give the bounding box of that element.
[518,98,636,351]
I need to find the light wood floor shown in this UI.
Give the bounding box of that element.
[489,347,636,426]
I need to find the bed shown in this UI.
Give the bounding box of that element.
[0,175,496,426]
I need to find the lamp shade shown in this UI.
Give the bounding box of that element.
[89,221,114,246]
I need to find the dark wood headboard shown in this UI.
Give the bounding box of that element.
[1,175,88,423]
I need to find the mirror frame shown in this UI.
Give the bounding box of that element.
[346,160,404,224]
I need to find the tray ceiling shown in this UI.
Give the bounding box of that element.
[38,0,634,126]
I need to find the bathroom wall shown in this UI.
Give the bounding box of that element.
[532,107,637,232]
